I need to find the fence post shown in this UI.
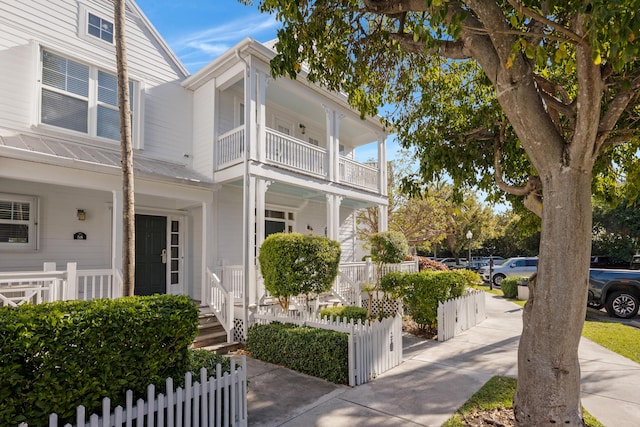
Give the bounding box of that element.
[66,262,77,301]
[42,262,57,302]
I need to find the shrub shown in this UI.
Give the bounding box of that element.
[501,277,526,299]
[370,231,409,264]
[258,233,341,309]
[246,322,349,384]
[0,295,198,426]
[187,349,231,379]
[451,269,483,287]
[320,306,368,323]
[407,255,449,271]
[380,271,467,330]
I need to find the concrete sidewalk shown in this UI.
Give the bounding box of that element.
[236,294,640,426]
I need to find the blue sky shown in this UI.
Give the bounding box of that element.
[135,0,401,163]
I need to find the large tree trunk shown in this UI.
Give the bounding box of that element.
[514,167,592,426]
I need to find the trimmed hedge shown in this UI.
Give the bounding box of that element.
[380,271,467,329]
[258,232,341,309]
[320,305,369,323]
[246,322,349,384]
[500,276,526,299]
[0,295,198,426]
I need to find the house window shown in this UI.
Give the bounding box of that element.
[40,50,136,142]
[0,194,38,251]
[87,13,114,44]
[265,209,295,237]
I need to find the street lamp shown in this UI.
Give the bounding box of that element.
[466,230,473,269]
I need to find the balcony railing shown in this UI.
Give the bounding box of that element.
[265,128,326,177]
[339,157,379,191]
[216,127,245,169]
[215,125,380,191]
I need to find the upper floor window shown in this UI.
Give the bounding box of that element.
[40,50,136,142]
[0,194,38,251]
[88,13,114,44]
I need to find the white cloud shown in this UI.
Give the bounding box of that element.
[171,14,279,63]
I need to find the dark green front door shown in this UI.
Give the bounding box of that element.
[135,214,167,296]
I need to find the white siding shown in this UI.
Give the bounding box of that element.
[0,0,191,163]
[339,209,358,262]
[0,179,112,271]
[192,80,215,178]
[214,186,244,265]
[218,89,240,135]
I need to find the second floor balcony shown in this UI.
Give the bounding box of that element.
[216,125,380,192]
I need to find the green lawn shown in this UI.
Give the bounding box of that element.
[442,376,604,427]
[582,319,640,364]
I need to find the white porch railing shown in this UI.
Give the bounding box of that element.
[437,290,486,341]
[339,157,379,191]
[19,357,248,427]
[265,128,326,177]
[0,263,122,307]
[216,126,245,169]
[253,309,402,386]
[205,268,235,342]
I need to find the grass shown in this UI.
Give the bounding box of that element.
[442,376,604,427]
[582,319,640,364]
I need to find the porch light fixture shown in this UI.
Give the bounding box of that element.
[77,209,86,221]
[299,123,306,134]
[307,224,314,235]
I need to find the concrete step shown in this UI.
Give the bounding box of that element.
[198,342,243,355]
[193,312,228,349]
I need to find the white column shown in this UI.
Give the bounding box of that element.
[248,64,258,161]
[326,194,334,239]
[334,113,345,184]
[243,175,257,307]
[201,199,212,304]
[377,132,388,196]
[257,71,268,162]
[323,104,335,181]
[378,204,388,232]
[111,190,123,272]
[326,194,343,240]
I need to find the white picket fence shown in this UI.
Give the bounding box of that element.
[19,357,248,427]
[437,290,486,342]
[253,309,402,386]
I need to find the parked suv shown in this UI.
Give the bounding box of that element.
[479,257,538,286]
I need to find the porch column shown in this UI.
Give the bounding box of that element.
[243,175,257,307]
[248,64,258,162]
[323,104,335,182]
[334,113,345,184]
[377,132,388,196]
[111,190,123,273]
[257,71,268,163]
[378,204,388,232]
[326,194,343,240]
[201,199,212,304]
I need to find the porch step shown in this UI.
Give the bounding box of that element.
[192,312,228,349]
[198,342,243,355]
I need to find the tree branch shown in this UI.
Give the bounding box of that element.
[595,71,640,154]
[390,33,473,59]
[503,0,587,46]
[493,122,543,217]
[362,0,428,14]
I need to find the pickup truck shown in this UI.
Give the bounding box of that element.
[588,268,640,318]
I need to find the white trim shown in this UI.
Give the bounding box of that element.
[0,193,39,252]
[78,3,116,49]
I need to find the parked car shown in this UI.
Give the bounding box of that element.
[468,261,489,272]
[439,258,468,269]
[588,268,640,318]
[590,255,630,269]
[630,255,640,270]
[479,257,538,286]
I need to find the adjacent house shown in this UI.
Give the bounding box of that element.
[0,0,391,339]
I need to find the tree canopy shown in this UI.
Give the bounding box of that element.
[248,0,640,424]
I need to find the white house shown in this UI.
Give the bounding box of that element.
[0,0,392,340]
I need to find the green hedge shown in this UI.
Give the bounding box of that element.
[380,271,467,329]
[0,295,198,426]
[246,322,349,384]
[501,277,527,299]
[319,306,368,323]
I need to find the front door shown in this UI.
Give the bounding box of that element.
[135,214,167,296]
